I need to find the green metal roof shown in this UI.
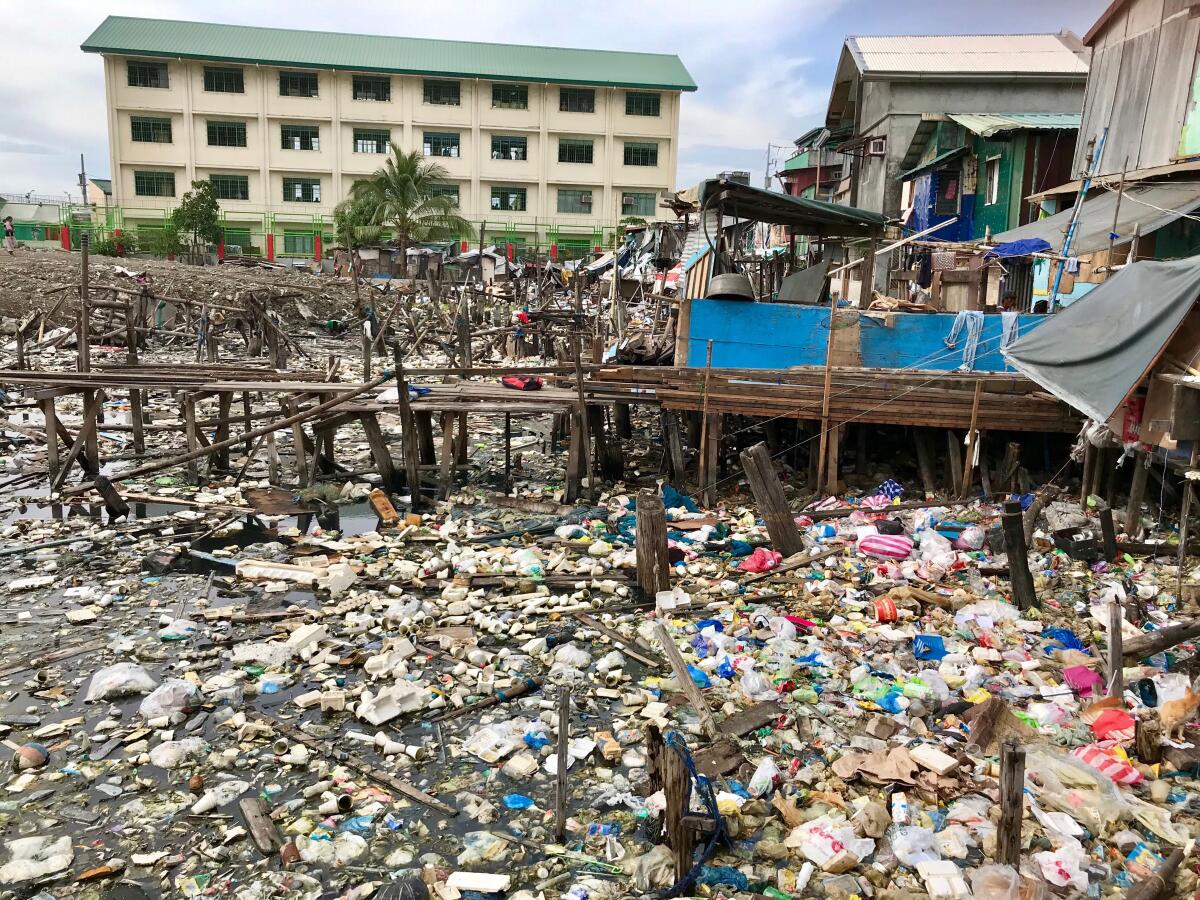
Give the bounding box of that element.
[947,112,1080,137]
[896,146,967,182]
[81,16,697,91]
[89,178,112,194]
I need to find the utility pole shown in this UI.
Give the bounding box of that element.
[78,154,88,208]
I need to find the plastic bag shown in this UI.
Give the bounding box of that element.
[1034,839,1088,891]
[891,826,940,867]
[739,669,775,701]
[85,663,157,702]
[148,737,209,769]
[785,815,874,869]
[857,533,914,560]
[738,547,782,573]
[968,864,1020,900]
[747,757,781,797]
[139,679,202,720]
[953,525,985,550]
[457,831,510,866]
[553,642,592,668]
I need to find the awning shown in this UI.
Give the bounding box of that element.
[990,180,1200,255]
[696,178,886,237]
[1003,256,1200,422]
[948,112,1080,138]
[896,146,967,182]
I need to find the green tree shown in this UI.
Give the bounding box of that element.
[174,180,222,257]
[145,222,182,258]
[332,195,383,307]
[349,144,468,276]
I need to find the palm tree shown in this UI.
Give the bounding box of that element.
[349,145,468,277]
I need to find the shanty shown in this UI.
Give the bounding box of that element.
[1,3,1200,899]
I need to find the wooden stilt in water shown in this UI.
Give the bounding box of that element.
[740,441,804,556]
[661,410,686,486]
[1003,500,1037,609]
[946,430,963,496]
[635,489,670,598]
[997,738,1026,869]
[915,429,936,497]
[1126,450,1149,537]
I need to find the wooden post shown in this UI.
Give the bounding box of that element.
[1099,506,1118,560]
[284,400,308,488]
[661,730,696,884]
[94,475,130,519]
[1177,444,1199,602]
[183,397,201,485]
[40,399,60,483]
[555,689,569,842]
[439,411,455,499]
[1003,500,1037,610]
[740,442,804,556]
[635,489,670,598]
[997,738,1025,869]
[78,232,91,374]
[614,403,632,439]
[266,432,280,485]
[661,410,686,486]
[1080,442,1095,511]
[1127,848,1184,900]
[50,391,105,491]
[698,340,715,501]
[915,429,936,497]
[503,413,512,495]
[392,347,423,508]
[14,329,25,370]
[125,308,145,455]
[1109,596,1125,699]
[857,237,878,306]
[1126,449,1148,537]
[215,392,232,470]
[946,430,963,496]
[960,381,983,499]
[414,411,436,465]
[824,421,841,495]
[360,412,400,492]
[361,326,372,379]
[571,336,594,500]
[654,622,719,740]
[699,413,721,508]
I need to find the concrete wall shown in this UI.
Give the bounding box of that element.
[103,54,681,231]
[853,78,1085,219]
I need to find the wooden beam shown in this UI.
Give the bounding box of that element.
[740,441,805,556]
[635,489,670,598]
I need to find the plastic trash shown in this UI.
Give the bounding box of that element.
[748,757,782,797]
[891,825,940,867]
[139,679,202,719]
[969,864,1021,899]
[85,662,157,701]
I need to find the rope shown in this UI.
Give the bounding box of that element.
[663,729,726,897]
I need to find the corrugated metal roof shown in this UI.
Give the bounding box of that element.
[81,16,697,91]
[847,34,1088,76]
[992,181,1200,255]
[896,147,967,182]
[948,112,1081,137]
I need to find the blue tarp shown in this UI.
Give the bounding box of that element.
[983,238,1052,259]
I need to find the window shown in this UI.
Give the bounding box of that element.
[352,75,391,101]
[491,187,527,211]
[283,232,315,255]
[207,121,247,147]
[559,87,595,113]
[130,116,172,144]
[134,171,175,197]
[625,91,661,117]
[985,156,1000,206]
[491,135,527,160]
[935,167,960,216]
[621,192,656,217]
[279,71,318,97]
[282,178,321,203]
[221,227,251,251]
[423,132,460,157]
[430,183,460,203]
[209,174,249,201]
[127,60,168,88]
[281,124,320,151]
[558,139,593,164]
[623,142,658,167]
[558,189,593,214]
[423,79,460,106]
[492,84,528,109]
[203,66,244,93]
[353,128,390,154]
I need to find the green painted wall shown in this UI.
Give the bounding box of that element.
[971,134,1021,240]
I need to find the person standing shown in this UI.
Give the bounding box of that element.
[3,217,15,255]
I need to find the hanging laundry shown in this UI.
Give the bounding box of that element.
[944,310,985,371]
[1000,310,1020,352]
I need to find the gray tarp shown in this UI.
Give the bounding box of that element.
[1003,257,1200,422]
[991,181,1200,255]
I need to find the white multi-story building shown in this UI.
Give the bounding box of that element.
[81,16,695,258]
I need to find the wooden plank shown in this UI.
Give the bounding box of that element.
[653,622,719,740]
[50,390,106,492]
[740,441,805,556]
[239,798,284,855]
[359,412,399,493]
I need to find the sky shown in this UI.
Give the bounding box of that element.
[1,0,1106,199]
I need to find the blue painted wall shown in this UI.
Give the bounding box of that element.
[686,299,1047,371]
[912,171,976,243]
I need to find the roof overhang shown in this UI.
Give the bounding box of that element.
[696,178,886,238]
[896,146,967,183]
